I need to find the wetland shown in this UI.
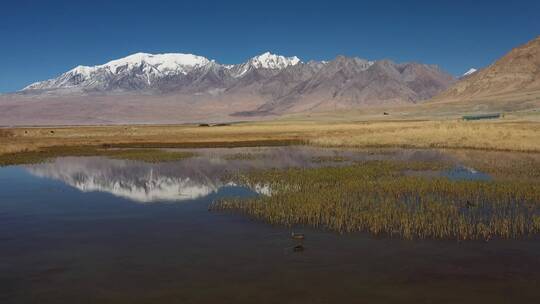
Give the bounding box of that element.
[1,145,540,303]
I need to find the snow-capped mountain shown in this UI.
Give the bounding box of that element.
[22,52,302,93]
[2,51,457,125]
[230,52,301,78]
[247,52,300,69]
[462,68,477,77]
[20,51,453,101]
[23,52,213,92]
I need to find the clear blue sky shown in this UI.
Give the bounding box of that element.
[1,0,539,92]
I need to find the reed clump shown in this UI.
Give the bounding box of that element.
[210,161,540,240]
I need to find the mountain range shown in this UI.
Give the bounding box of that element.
[19,52,453,106]
[1,35,539,125]
[0,51,456,125]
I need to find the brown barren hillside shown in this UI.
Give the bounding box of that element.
[435,35,540,101]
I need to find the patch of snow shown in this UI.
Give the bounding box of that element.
[463,68,477,77]
[70,65,94,77]
[99,52,210,75]
[248,52,301,69]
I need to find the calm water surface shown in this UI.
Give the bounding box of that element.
[1,147,539,303]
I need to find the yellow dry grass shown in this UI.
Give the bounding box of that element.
[309,120,540,152]
[1,118,540,156]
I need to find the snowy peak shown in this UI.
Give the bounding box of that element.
[228,52,302,78]
[67,52,211,78]
[70,65,94,77]
[23,52,212,90]
[247,52,301,69]
[22,51,303,90]
[462,68,477,77]
[99,52,211,75]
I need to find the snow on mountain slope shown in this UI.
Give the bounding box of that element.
[23,52,212,91]
[22,52,303,91]
[248,52,301,69]
[462,68,477,77]
[230,52,302,78]
[102,52,211,75]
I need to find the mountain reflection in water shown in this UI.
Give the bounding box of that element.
[23,147,458,203]
[25,156,252,203]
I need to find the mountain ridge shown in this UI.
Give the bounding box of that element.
[0,51,457,125]
[435,35,540,101]
[21,52,303,93]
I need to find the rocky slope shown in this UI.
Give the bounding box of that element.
[436,36,540,101]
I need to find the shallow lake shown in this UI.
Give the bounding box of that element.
[1,146,539,303]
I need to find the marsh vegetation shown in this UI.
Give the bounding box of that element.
[0,146,195,166]
[210,159,540,240]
